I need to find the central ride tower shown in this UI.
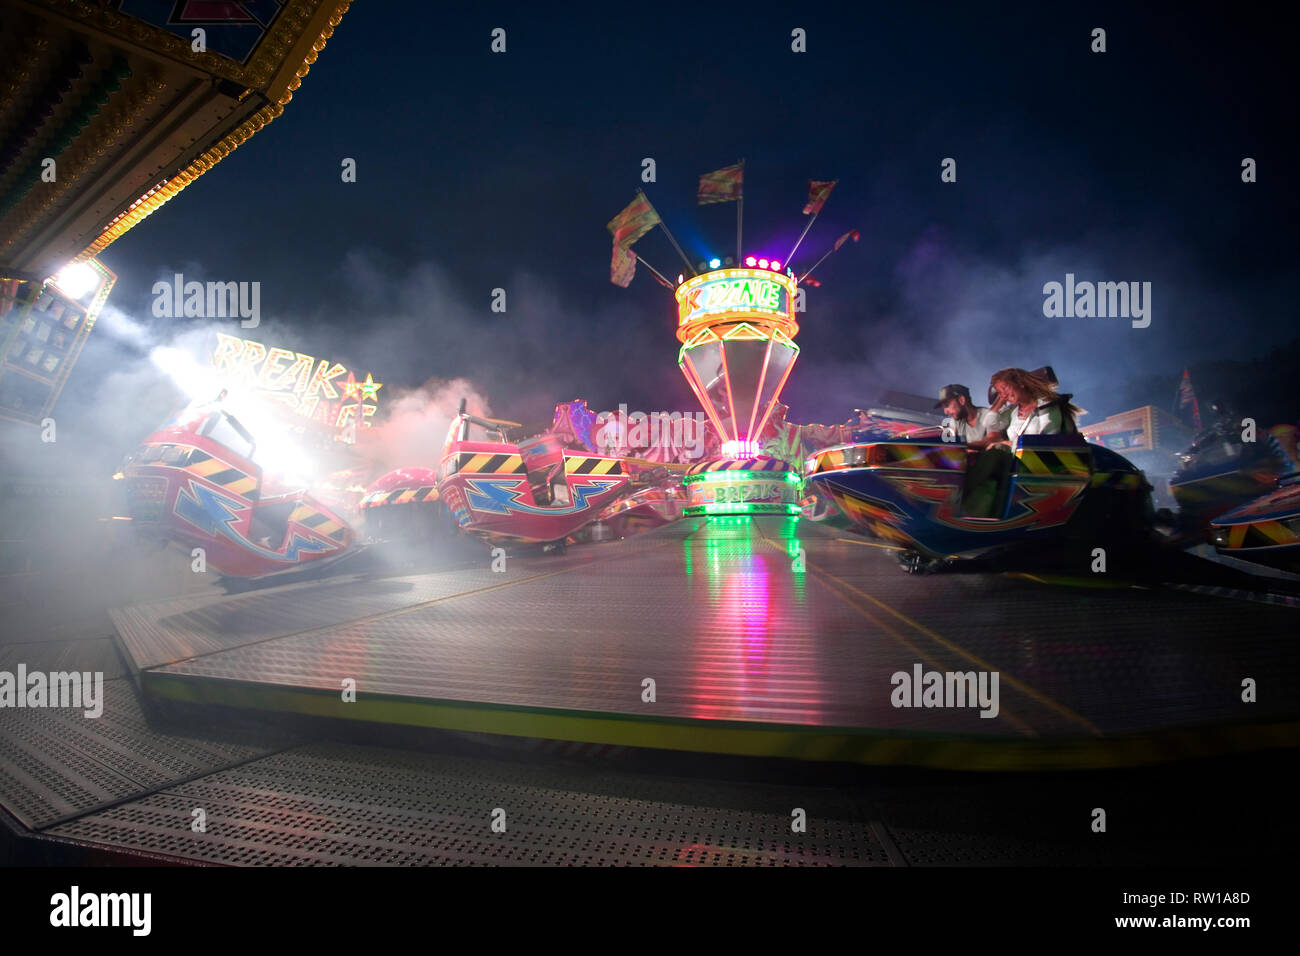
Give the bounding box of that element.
[674,261,803,516]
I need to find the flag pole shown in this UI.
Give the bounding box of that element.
[633,252,675,289]
[797,247,835,284]
[641,189,696,276]
[658,221,696,276]
[736,158,744,264]
[787,180,837,264]
[798,230,858,284]
[785,212,818,266]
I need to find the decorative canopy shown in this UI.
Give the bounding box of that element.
[0,0,351,281]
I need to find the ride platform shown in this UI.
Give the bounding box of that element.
[109,515,1300,772]
[5,514,1300,865]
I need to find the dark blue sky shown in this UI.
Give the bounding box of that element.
[82,1,1297,429]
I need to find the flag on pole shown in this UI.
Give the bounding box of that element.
[1176,369,1202,430]
[697,163,744,204]
[606,192,661,247]
[610,244,637,287]
[802,180,837,215]
[833,229,860,251]
[607,192,661,287]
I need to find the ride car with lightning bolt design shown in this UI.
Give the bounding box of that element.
[120,400,356,580]
[363,408,633,550]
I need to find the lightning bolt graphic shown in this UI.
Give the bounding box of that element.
[462,477,623,516]
[174,481,335,563]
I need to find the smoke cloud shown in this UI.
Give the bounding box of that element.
[361,378,492,474]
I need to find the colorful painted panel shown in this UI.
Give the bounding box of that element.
[116,0,285,63]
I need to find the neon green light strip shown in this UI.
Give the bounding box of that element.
[682,470,802,485]
[684,503,804,516]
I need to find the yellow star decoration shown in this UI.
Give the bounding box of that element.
[359,373,383,402]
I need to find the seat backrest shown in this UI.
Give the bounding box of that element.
[1046,393,1080,434]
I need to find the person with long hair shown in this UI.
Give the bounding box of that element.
[983,367,1082,449]
[961,368,1081,515]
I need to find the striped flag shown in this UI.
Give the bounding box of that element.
[697,162,743,204]
[606,191,661,247]
[803,179,837,215]
[610,244,637,287]
[607,191,661,287]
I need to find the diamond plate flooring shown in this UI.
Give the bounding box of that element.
[116,517,1300,749]
[45,741,888,866]
[0,677,301,828]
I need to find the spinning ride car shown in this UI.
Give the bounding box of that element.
[593,481,689,539]
[121,400,356,580]
[806,427,1153,570]
[1169,410,1294,536]
[432,408,630,547]
[1207,425,1300,573]
[1209,477,1300,574]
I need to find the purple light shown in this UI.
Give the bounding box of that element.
[770,259,781,271]
[757,258,768,269]
[745,256,757,267]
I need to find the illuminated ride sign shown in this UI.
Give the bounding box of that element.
[0,259,116,426]
[673,267,801,453]
[681,468,802,516]
[675,268,798,341]
[210,333,381,437]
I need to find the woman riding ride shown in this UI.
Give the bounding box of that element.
[962,368,1083,517]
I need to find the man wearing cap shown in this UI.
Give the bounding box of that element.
[937,384,1008,447]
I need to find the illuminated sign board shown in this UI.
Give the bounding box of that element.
[0,260,116,426]
[210,333,381,435]
[678,275,786,324]
[676,267,795,330]
[682,471,801,516]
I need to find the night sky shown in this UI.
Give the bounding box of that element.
[72,1,1298,435]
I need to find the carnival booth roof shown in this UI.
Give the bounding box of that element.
[0,0,351,281]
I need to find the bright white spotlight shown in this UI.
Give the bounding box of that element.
[150,346,222,401]
[53,262,98,299]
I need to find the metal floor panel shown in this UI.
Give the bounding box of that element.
[799,534,1300,735]
[148,524,1068,737]
[107,516,1300,766]
[0,705,141,828]
[46,741,887,866]
[112,537,682,671]
[0,678,301,829]
[0,637,124,680]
